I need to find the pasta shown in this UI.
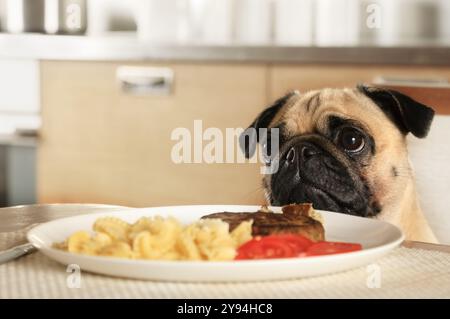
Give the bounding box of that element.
[55,215,253,262]
[93,217,130,242]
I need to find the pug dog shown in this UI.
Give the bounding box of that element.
[240,85,437,243]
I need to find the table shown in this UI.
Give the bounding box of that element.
[1,204,449,298]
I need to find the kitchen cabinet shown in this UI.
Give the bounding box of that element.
[269,64,450,113]
[0,59,39,207]
[38,60,450,208]
[38,61,268,207]
[0,143,36,206]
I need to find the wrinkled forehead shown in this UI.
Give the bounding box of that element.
[276,88,386,135]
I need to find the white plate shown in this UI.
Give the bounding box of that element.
[27,205,404,282]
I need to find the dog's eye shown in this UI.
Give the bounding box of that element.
[338,127,365,153]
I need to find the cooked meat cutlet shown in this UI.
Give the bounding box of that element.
[201,203,325,242]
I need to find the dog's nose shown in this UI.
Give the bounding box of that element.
[301,144,319,160]
[286,147,296,163]
[285,143,320,165]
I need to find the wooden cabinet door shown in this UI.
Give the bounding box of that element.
[269,64,450,103]
[39,61,268,207]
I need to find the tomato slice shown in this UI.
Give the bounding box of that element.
[306,241,362,256]
[235,236,296,260]
[235,234,313,260]
[235,235,362,260]
[268,234,313,252]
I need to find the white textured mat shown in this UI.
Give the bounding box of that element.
[1,230,449,299]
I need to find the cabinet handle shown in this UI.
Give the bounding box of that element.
[373,76,450,88]
[116,66,174,95]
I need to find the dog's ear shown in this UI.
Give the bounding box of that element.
[358,84,435,138]
[239,91,299,158]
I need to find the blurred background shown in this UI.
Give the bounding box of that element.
[0,0,449,45]
[0,0,449,242]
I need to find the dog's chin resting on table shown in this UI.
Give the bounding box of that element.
[240,85,438,243]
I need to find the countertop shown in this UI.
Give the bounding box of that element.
[1,33,450,65]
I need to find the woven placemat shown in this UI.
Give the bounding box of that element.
[1,230,449,299]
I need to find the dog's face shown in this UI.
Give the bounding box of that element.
[240,85,434,218]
